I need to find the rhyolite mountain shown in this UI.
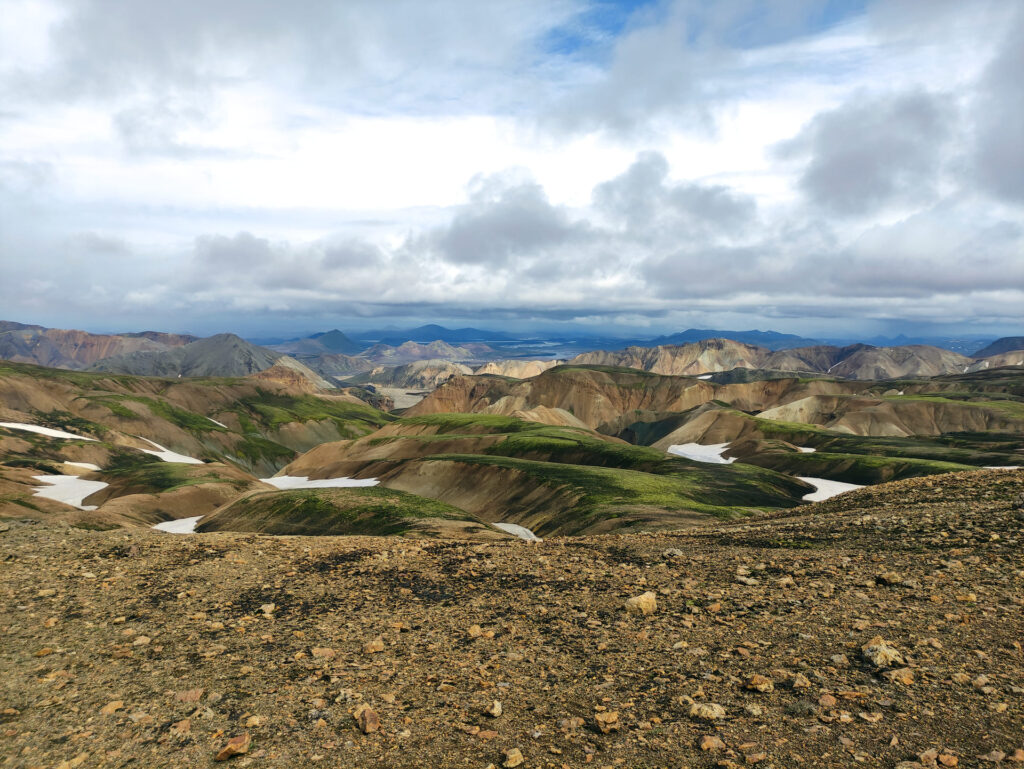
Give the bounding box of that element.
[569,338,982,380]
[647,328,821,350]
[0,321,196,370]
[89,333,284,378]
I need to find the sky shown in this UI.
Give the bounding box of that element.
[0,0,1022,339]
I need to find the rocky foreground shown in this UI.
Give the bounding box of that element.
[2,470,1022,768]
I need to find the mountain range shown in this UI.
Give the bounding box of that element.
[2,321,1022,387]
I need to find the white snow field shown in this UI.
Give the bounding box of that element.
[0,422,96,441]
[31,474,108,510]
[798,447,817,453]
[493,522,542,541]
[153,516,204,533]
[666,442,736,464]
[797,476,864,502]
[64,461,102,471]
[138,438,204,464]
[260,475,380,490]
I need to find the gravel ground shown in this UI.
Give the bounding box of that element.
[1,469,1022,768]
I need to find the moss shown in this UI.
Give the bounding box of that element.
[102,461,236,494]
[0,496,43,512]
[121,397,227,433]
[233,436,296,465]
[2,456,65,473]
[425,452,802,525]
[83,396,139,420]
[29,409,107,439]
[0,361,137,388]
[200,486,479,536]
[550,364,660,378]
[399,413,538,434]
[744,450,977,485]
[241,391,394,435]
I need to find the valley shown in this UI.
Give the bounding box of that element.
[1,326,1022,766]
[1,326,1022,539]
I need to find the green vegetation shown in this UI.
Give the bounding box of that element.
[29,409,107,439]
[239,391,393,437]
[396,412,538,434]
[83,396,139,420]
[744,450,977,485]
[549,364,660,378]
[233,435,296,466]
[426,452,805,526]
[0,361,137,388]
[102,461,242,494]
[121,396,227,433]
[198,486,478,536]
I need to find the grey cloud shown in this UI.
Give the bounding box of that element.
[642,245,770,298]
[112,98,241,158]
[17,0,578,117]
[65,231,131,256]
[194,232,275,271]
[0,160,56,193]
[321,240,387,270]
[973,9,1024,202]
[593,151,756,235]
[415,172,591,267]
[543,4,719,138]
[776,90,955,216]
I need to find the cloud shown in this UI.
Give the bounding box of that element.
[973,8,1024,203]
[775,89,955,215]
[1,1,1022,338]
[412,171,591,268]
[592,150,756,236]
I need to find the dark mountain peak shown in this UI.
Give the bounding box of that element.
[973,337,1024,358]
[649,328,821,351]
[313,329,359,353]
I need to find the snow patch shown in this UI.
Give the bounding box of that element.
[261,475,380,490]
[493,522,541,541]
[153,515,204,533]
[798,476,864,502]
[984,465,1021,470]
[797,447,816,453]
[207,417,228,428]
[31,474,108,510]
[0,421,97,441]
[667,442,736,464]
[696,374,712,380]
[64,461,101,471]
[139,438,204,464]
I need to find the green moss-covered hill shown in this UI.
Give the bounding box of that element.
[196,486,505,539]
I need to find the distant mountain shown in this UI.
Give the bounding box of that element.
[361,340,495,365]
[362,324,513,345]
[825,334,997,356]
[89,333,283,377]
[569,338,976,380]
[648,328,821,351]
[973,337,1024,358]
[309,329,361,353]
[0,321,196,369]
[271,329,362,356]
[346,359,474,389]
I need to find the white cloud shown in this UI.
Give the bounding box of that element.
[0,0,1021,337]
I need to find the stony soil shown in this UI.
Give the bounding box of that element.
[1,469,1022,768]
